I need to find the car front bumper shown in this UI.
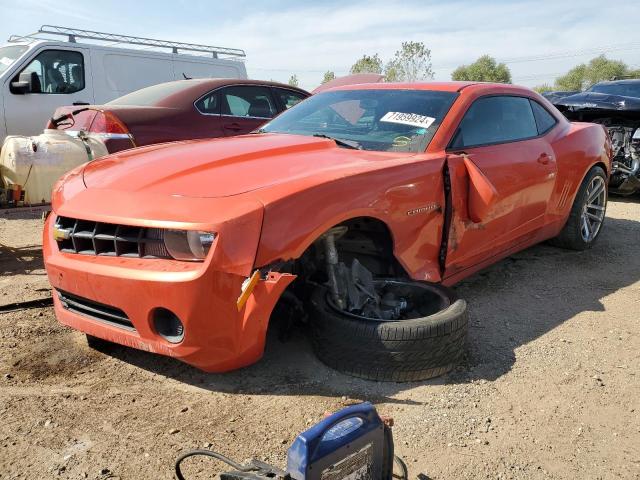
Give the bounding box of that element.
[43,214,295,372]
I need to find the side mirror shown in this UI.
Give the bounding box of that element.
[10,80,30,94]
[10,72,41,94]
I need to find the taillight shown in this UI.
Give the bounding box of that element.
[88,111,130,135]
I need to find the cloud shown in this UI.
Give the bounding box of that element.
[1,0,639,90]
[157,0,640,89]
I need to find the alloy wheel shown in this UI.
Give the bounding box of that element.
[580,175,607,242]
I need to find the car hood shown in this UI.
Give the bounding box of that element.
[554,91,640,111]
[82,134,403,198]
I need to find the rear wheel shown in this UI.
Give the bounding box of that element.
[550,166,607,250]
[309,281,468,382]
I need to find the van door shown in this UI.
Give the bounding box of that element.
[4,47,94,137]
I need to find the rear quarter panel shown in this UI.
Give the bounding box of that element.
[547,121,611,222]
[253,156,447,283]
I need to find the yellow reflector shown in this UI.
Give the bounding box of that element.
[237,270,261,311]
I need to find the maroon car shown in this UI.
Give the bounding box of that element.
[47,79,310,153]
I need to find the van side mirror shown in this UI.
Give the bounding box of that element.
[10,80,30,94]
[10,72,41,94]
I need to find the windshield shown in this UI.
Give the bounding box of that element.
[260,89,458,153]
[0,45,28,75]
[107,81,192,106]
[589,82,640,98]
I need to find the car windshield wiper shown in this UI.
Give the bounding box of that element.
[313,134,361,150]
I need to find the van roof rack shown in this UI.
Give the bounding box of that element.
[8,25,246,59]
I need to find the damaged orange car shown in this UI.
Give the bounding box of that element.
[43,82,611,381]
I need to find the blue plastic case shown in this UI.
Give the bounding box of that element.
[286,402,385,480]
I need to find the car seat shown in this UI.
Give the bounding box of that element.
[70,65,84,92]
[46,67,66,93]
[248,98,272,118]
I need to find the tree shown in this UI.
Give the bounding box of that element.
[555,55,630,91]
[533,84,554,93]
[321,71,336,84]
[288,74,299,87]
[384,41,433,82]
[350,54,383,75]
[451,55,511,83]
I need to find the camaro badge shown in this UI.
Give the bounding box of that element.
[407,203,440,216]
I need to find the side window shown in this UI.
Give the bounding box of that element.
[530,100,557,135]
[451,96,538,149]
[274,89,307,110]
[13,49,84,94]
[195,91,220,115]
[220,86,277,118]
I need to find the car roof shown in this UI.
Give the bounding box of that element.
[157,78,309,98]
[105,78,310,109]
[592,79,640,86]
[326,81,532,94]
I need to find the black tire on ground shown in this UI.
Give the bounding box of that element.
[309,283,468,382]
[549,166,608,251]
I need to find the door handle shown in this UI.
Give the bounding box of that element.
[537,153,553,165]
[223,123,243,132]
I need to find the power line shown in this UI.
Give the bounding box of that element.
[249,42,640,75]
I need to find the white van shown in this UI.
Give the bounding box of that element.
[0,25,247,143]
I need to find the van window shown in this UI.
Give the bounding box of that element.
[14,49,84,94]
[450,96,538,149]
[0,45,28,75]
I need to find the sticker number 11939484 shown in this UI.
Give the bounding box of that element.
[380,111,436,129]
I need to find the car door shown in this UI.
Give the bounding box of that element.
[4,47,94,137]
[444,95,558,278]
[218,85,278,135]
[190,89,225,139]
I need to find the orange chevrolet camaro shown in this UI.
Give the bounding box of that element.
[43,82,611,381]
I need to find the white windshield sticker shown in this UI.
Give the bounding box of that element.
[0,57,13,66]
[381,111,435,129]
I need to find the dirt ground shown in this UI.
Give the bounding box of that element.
[0,199,638,480]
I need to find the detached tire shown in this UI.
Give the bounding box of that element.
[309,282,467,382]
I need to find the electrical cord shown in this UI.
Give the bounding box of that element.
[393,455,409,480]
[175,449,409,480]
[174,449,254,480]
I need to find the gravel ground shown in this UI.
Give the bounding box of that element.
[0,199,638,479]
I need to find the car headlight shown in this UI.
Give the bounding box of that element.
[163,230,215,261]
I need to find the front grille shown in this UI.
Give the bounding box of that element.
[57,290,135,331]
[55,216,170,258]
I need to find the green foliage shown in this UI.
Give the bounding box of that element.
[451,55,512,83]
[288,74,299,87]
[321,71,336,84]
[533,84,554,93]
[555,55,631,90]
[384,41,433,82]
[349,54,383,75]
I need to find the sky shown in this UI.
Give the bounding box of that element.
[1,0,639,91]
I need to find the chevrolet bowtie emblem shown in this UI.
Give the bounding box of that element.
[53,225,71,241]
